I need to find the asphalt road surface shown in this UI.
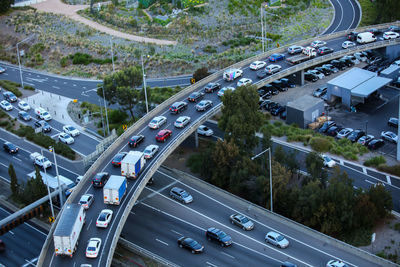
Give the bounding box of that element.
[323,0,361,34]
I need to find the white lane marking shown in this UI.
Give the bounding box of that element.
[9,230,14,235]
[63,82,67,84]
[3,73,8,76]
[155,238,169,246]
[51,134,59,138]
[348,0,356,30]
[141,202,284,265]
[331,0,344,33]
[12,156,22,162]
[86,219,93,231]
[365,179,381,186]
[24,82,36,87]
[386,175,391,185]
[0,207,47,236]
[52,86,60,89]
[170,229,182,236]
[136,180,177,204]
[156,170,356,267]
[206,262,218,267]
[0,162,8,168]
[221,251,235,259]
[83,86,86,89]
[22,257,38,267]
[73,84,77,87]
[54,80,57,82]
[362,168,367,174]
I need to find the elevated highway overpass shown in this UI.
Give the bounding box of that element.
[38,21,400,267]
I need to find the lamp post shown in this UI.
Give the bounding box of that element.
[260,5,265,53]
[110,38,115,73]
[99,85,110,136]
[141,54,149,114]
[49,146,63,207]
[40,149,55,219]
[16,36,33,88]
[251,147,273,212]
[98,97,106,137]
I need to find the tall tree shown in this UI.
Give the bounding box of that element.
[33,167,47,201]
[0,0,15,14]
[211,139,240,188]
[8,164,19,199]
[305,151,327,187]
[368,183,393,218]
[218,85,264,152]
[376,0,400,23]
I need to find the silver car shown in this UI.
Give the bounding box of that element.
[169,187,193,204]
[229,214,254,230]
[265,231,289,248]
[336,128,353,139]
[79,194,94,209]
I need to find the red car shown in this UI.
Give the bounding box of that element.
[156,129,172,142]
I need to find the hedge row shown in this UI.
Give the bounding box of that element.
[0,80,22,97]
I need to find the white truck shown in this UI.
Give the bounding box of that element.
[34,107,52,121]
[53,203,85,257]
[286,46,317,65]
[223,68,243,81]
[30,152,52,169]
[104,175,127,205]
[121,151,146,179]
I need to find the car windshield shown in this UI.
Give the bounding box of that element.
[144,149,151,154]
[324,156,331,161]
[218,232,227,239]
[69,126,76,131]
[241,217,249,223]
[79,200,87,204]
[150,119,157,124]
[181,191,189,198]
[94,174,103,181]
[202,127,209,131]
[64,134,71,139]
[87,246,96,251]
[276,235,284,241]
[98,213,107,221]
[189,240,198,247]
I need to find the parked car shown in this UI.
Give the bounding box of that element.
[280,78,295,88]
[96,209,113,228]
[92,172,109,188]
[265,231,289,248]
[347,129,365,142]
[342,41,356,49]
[318,121,336,133]
[326,126,343,137]
[143,144,159,159]
[315,66,331,76]
[383,31,399,40]
[18,111,31,121]
[271,105,285,116]
[368,139,385,150]
[0,240,5,252]
[322,154,336,168]
[0,100,12,111]
[86,238,102,258]
[169,101,188,114]
[229,214,254,230]
[265,64,282,74]
[196,100,213,111]
[271,80,287,92]
[307,69,325,80]
[342,55,359,65]
[317,46,334,55]
[268,53,285,62]
[354,52,368,62]
[237,78,252,87]
[111,152,128,166]
[330,60,346,70]
[326,260,349,267]
[358,135,374,146]
[381,131,398,143]
[313,86,327,97]
[250,61,267,70]
[58,132,74,145]
[177,237,204,254]
[3,91,17,102]
[203,82,221,93]
[155,129,172,142]
[18,100,30,111]
[79,194,94,209]
[205,227,232,247]
[339,58,354,67]
[129,135,145,147]
[34,120,51,132]
[187,91,205,102]
[322,64,339,73]
[304,72,318,82]
[388,117,398,128]
[336,128,353,139]
[170,187,193,203]
[174,116,191,128]
[3,142,18,154]
[287,45,303,54]
[265,101,279,112]
[197,125,213,136]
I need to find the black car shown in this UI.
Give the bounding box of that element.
[206,227,232,247]
[304,72,318,82]
[0,239,5,252]
[34,120,51,132]
[317,46,334,55]
[318,121,336,133]
[358,134,374,146]
[18,111,31,121]
[129,135,145,147]
[280,78,295,88]
[315,66,331,76]
[187,91,204,102]
[177,237,204,254]
[330,60,346,70]
[256,69,268,79]
[368,139,385,150]
[280,110,287,120]
[265,101,279,112]
[347,31,359,41]
[3,142,18,154]
[259,92,271,102]
[271,80,287,92]
[92,172,110,188]
[3,91,17,102]
[111,152,128,167]
[204,82,221,93]
[388,117,398,128]
[281,262,298,267]
[388,25,400,32]
[259,100,271,110]
[339,58,354,67]
[369,28,382,35]
[322,64,339,73]
[326,126,343,137]
[271,105,285,116]
[347,129,365,142]
[313,86,327,97]
[169,101,188,114]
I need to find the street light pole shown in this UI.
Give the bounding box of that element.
[110,38,115,73]
[16,36,33,88]
[40,149,55,219]
[98,97,105,137]
[141,54,149,114]
[101,86,110,135]
[260,5,264,53]
[49,146,63,207]
[251,147,273,212]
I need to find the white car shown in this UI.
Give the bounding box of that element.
[58,132,75,144]
[237,78,252,87]
[174,116,190,128]
[143,144,159,159]
[311,40,327,48]
[18,100,30,111]
[41,111,52,121]
[326,260,349,267]
[383,31,399,40]
[307,69,325,79]
[148,115,167,129]
[0,100,12,111]
[342,41,355,49]
[96,209,113,228]
[381,131,398,143]
[79,194,94,209]
[336,128,353,139]
[63,125,80,137]
[217,87,235,97]
[322,154,336,168]
[0,66,5,74]
[249,61,266,70]
[86,237,102,258]
[265,64,282,74]
[354,52,368,62]
[197,125,213,136]
[265,231,289,248]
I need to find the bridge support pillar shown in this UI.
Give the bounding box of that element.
[293,70,304,86]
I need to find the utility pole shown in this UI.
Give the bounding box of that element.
[251,148,273,212]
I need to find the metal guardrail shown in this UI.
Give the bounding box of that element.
[37,21,400,266]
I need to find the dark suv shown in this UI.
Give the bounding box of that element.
[204,82,221,93]
[206,227,232,247]
[34,120,51,132]
[3,91,17,102]
[169,101,188,114]
[188,91,204,102]
[92,172,110,188]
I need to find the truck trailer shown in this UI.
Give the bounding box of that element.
[103,175,127,205]
[53,204,85,257]
[30,152,52,169]
[121,151,146,179]
[286,46,317,65]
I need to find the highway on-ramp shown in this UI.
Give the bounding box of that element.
[323,0,361,34]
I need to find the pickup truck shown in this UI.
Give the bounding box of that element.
[286,46,316,65]
[34,107,52,121]
[30,152,52,169]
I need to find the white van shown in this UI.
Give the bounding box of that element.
[356,32,376,44]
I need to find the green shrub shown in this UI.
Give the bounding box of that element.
[364,156,386,167]
[108,109,128,124]
[0,80,22,97]
[23,85,35,90]
[310,137,332,152]
[60,56,68,68]
[186,154,204,174]
[377,164,400,177]
[203,45,217,53]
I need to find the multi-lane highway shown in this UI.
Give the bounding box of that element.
[323,0,361,34]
